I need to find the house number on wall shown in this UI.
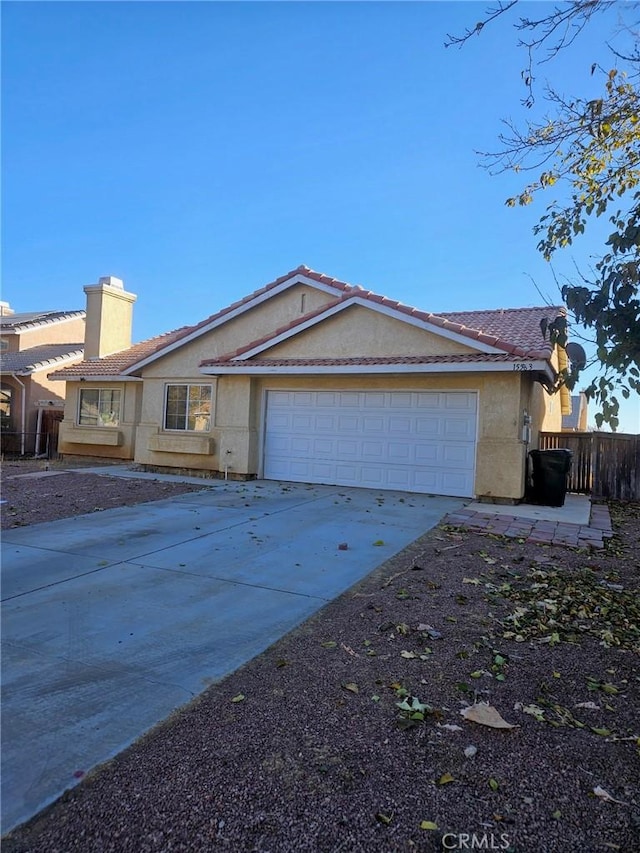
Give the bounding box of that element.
[513,363,534,371]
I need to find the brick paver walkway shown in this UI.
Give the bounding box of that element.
[442,501,613,549]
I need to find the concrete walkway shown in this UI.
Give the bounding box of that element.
[1,479,462,834]
[442,494,613,548]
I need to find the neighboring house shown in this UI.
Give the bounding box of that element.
[0,302,86,456]
[562,392,589,432]
[50,266,572,502]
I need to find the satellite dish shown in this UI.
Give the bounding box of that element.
[566,342,587,370]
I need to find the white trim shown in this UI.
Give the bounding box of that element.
[50,374,142,382]
[202,359,554,381]
[233,297,507,361]
[122,274,347,374]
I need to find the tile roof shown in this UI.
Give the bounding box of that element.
[0,310,85,331]
[48,326,193,379]
[1,344,85,375]
[201,353,521,369]
[202,292,562,365]
[48,266,565,380]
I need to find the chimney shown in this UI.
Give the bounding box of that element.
[83,276,137,359]
[0,301,14,316]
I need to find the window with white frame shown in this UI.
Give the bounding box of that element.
[164,384,212,432]
[78,388,122,426]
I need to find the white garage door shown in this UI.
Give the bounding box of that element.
[263,390,477,497]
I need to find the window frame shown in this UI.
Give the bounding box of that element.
[77,387,122,427]
[163,383,213,433]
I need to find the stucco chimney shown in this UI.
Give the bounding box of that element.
[83,276,137,359]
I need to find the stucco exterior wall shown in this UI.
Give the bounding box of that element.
[265,305,478,358]
[168,371,531,501]
[84,285,136,359]
[57,381,140,459]
[141,286,336,379]
[7,316,86,350]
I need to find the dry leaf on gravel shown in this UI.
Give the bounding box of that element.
[593,786,627,805]
[460,703,518,729]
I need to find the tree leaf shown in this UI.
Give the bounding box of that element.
[461,703,518,729]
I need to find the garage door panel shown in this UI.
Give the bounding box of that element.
[264,390,476,497]
[415,417,443,437]
[388,442,412,462]
[444,417,475,438]
[291,414,313,430]
[389,417,412,434]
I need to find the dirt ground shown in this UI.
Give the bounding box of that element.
[1,459,210,529]
[2,460,639,852]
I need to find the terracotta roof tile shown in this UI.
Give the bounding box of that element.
[49,326,193,379]
[47,267,564,380]
[201,354,523,368]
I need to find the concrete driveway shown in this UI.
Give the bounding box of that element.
[1,479,463,833]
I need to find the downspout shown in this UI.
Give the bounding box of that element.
[13,374,27,456]
[35,407,44,456]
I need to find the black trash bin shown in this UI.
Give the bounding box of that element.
[528,449,573,507]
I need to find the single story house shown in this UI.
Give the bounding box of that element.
[50,266,574,502]
[0,303,86,456]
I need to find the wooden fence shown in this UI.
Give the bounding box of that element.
[539,432,640,501]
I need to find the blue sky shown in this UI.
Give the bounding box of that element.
[2,1,638,433]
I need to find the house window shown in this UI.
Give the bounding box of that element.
[0,339,8,352]
[78,389,122,426]
[164,384,212,432]
[0,385,12,430]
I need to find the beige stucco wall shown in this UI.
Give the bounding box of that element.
[7,316,86,351]
[84,284,136,359]
[57,381,141,459]
[173,371,530,501]
[265,304,478,358]
[141,285,336,379]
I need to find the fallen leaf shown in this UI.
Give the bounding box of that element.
[464,745,478,758]
[593,786,627,805]
[231,693,245,703]
[438,723,463,732]
[373,540,385,546]
[575,701,600,710]
[420,820,438,830]
[401,650,417,659]
[514,702,546,722]
[375,812,393,825]
[343,682,359,694]
[489,778,499,791]
[438,772,455,785]
[460,703,518,729]
[321,641,337,648]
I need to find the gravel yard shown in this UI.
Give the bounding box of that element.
[2,460,639,852]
